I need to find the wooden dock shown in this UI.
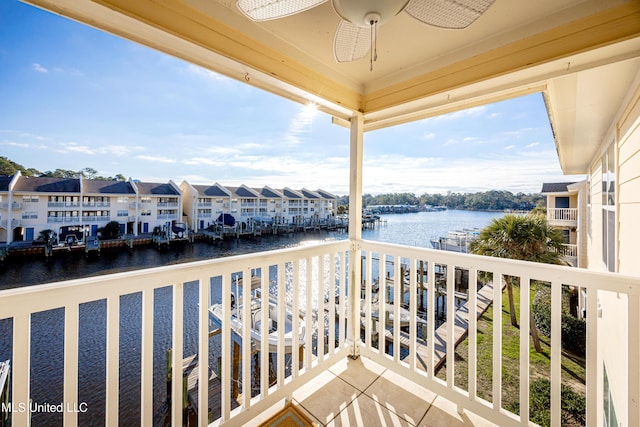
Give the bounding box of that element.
[368,282,497,373]
[182,354,240,422]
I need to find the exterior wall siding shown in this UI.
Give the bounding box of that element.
[585,69,640,427]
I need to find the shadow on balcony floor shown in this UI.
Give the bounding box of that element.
[255,356,498,426]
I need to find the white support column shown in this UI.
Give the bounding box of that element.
[348,113,363,241]
[347,113,364,358]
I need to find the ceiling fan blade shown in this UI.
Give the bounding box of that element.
[334,20,374,63]
[404,0,495,29]
[236,0,327,21]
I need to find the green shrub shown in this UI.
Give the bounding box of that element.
[532,284,586,356]
[98,221,121,240]
[507,378,586,427]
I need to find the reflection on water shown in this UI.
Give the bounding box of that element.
[0,210,501,424]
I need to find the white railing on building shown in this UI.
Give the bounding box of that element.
[561,243,578,258]
[0,240,638,427]
[47,217,81,223]
[157,214,178,220]
[47,202,80,208]
[82,202,111,208]
[547,208,578,222]
[81,216,111,223]
[0,202,21,210]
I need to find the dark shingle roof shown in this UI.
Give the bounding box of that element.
[540,182,576,193]
[282,188,301,198]
[135,182,179,195]
[315,189,336,199]
[83,180,135,194]
[255,187,281,198]
[193,185,229,197]
[13,177,80,193]
[235,186,257,198]
[300,189,319,199]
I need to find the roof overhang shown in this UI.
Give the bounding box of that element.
[23,0,640,174]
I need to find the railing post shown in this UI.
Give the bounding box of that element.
[348,240,362,358]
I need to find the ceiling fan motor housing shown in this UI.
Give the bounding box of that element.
[331,0,409,27]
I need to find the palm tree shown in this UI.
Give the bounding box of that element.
[470,213,566,352]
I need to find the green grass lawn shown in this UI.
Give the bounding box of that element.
[435,283,586,426]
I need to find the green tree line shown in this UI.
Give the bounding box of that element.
[337,190,544,211]
[0,157,126,181]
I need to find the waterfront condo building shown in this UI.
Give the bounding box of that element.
[0,173,184,243]
[541,181,589,268]
[180,181,337,232]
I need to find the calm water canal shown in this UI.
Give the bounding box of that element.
[0,210,502,425]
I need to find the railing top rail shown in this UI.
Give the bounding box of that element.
[0,239,350,318]
[359,239,640,295]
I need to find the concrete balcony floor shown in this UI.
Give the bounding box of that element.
[253,356,498,427]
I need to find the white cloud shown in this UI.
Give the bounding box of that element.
[3,141,29,148]
[137,155,176,163]
[284,104,318,146]
[101,145,143,156]
[504,145,516,150]
[526,142,540,148]
[357,150,574,194]
[59,142,95,155]
[32,63,48,73]
[422,132,436,140]
[183,157,227,166]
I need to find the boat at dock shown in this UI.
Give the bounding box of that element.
[208,276,305,353]
[430,229,480,253]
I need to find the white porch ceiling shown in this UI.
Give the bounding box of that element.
[24,0,640,174]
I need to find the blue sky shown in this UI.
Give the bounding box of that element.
[0,1,582,195]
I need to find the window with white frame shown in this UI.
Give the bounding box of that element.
[601,142,615,272]
[603,363,618,427]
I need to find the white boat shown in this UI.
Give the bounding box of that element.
[430,229,480,253]
[209,276,305,353]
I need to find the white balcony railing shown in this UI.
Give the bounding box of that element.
[47,202,80,208]
[547,208,578,223]
[47,217,81,223]
[81,216,111,223]
[157,214,178,220]
[82,202,111,208]
[0,202,21,210]
[561,243,578,258]
[0,240,639,426]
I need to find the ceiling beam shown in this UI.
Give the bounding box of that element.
[363,2,640,114]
